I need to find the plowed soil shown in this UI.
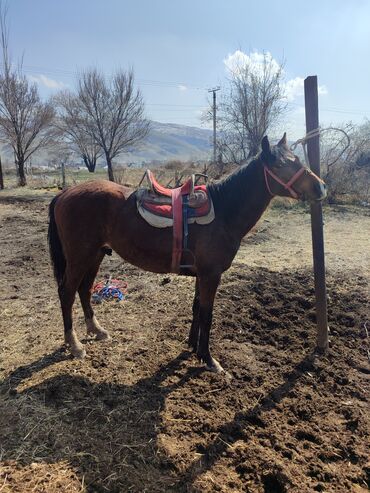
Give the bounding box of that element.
[0,192,369,493]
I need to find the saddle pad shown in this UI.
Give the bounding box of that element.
[137,185,215,228]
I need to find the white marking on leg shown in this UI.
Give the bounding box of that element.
[66,330,86,358]
[86,316,110,340]
[205,358,232,381]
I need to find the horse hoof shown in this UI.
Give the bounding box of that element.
[71,346,86,359]
[205,357,224,373]
[95,330,111,341]
[188,342,197,353]
[206,358,232,381]
[86,317,110,341]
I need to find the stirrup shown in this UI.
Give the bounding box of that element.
[180,249,196,269]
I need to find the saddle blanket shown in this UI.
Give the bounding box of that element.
[136,185,215,228]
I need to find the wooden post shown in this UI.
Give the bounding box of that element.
[304,76,329,352]
[0,155,4,190]
[61,160,66,189]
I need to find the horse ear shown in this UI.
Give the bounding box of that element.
[261,136,270,155]
[278,132,287,146]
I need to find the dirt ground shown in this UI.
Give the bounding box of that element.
[0,190,369,493]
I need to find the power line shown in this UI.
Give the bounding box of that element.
[0,63,207,90]
[147,109,205,113]
[287,101,369,117]
[1,62,368,117]
[147,103,206,108]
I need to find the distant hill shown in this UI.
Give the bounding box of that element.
[122,121,213,164]
[1,121,213,169]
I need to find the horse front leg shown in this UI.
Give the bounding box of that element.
[197,273,225,373]
[188,277,200,352]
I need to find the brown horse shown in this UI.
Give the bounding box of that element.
[48,134,326,372]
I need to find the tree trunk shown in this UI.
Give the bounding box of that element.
[88,156,97,173]
[17,157,27,187]
[0,156,4,190]
[83,155,96,173]
[105,154,115,182]
[91,156,97,173]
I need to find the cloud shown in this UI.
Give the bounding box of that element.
[178,84,187,91]
[29,74,66,90]
[285,77,305,101]
[224,50,328,101]
[318,84,328,96]
[285,77,328,101]
[224,50,281,78]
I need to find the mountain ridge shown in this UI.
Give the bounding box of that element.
[124,121,213,164]
[0,121,213,168]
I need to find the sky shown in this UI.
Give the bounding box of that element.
[6,0,370,140]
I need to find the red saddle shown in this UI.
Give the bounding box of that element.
[147,170,194,197]
[138,170,212,272]
[142,170,210,218]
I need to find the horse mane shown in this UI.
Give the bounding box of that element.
[208,155,264,218]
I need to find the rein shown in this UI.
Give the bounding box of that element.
[263,166,306,199]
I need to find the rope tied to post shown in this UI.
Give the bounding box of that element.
[290,127,351,168]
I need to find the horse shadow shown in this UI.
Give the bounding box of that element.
[0,348,317,492]
[0,348,203,492]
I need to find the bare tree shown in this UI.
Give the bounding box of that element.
[75,68,149,181]
[218,52,286,164]
[54,91,102,172]
[0,3,55,186]
[321,122,370,203]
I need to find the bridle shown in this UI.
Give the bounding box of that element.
[264,165,308,199]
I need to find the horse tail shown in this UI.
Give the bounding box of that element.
[48,195,66,286]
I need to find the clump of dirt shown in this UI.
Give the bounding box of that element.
[0,195,369,493]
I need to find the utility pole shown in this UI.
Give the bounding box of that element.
[208,87,220,166]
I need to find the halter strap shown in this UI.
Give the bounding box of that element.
[264,166,306,199]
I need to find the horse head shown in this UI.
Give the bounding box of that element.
[261,133,327,202]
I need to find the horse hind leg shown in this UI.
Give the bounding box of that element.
[59,268,86,359]
[78,253,110,341]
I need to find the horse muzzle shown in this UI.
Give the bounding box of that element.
[313,180,327,201]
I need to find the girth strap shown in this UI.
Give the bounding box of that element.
[171,188,183,272]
